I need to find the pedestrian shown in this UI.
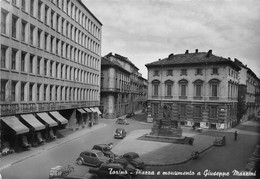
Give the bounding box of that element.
[234,131,238,141]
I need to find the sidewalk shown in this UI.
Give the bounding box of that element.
[0,122,107,171]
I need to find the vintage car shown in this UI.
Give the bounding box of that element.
[116,118,129,125]
[92,144,117,158]
[89,163,134,179]
[122,152,145,170]
[76,150,110,167]
[114,128,126,139]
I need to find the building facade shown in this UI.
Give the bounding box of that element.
[234,59,260,122]
[0,0,102,152]
[145,50,241,130]
[100,53,147,119]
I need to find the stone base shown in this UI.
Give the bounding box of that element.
[139,134,194,145]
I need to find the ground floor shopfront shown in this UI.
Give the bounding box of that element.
[147,100,238,130]
[0,107,102,156]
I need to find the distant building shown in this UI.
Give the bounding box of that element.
[234,59,260,122]
[100,53,147,119]
[0,0,102,151]
[145,49,241,129]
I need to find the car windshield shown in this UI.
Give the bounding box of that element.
[103,147,110,151]
[96,151,105,157]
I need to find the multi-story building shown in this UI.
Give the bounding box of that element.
[234,59,260,122]
[100,53,147,119]
[0,0,102,151]
[145,49,241,130]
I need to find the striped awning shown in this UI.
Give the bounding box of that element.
[83,108,92,113]
[2,116,29,134]
[36,113,58,127]
[90,108,96,113]
[20,114,45,131]
[94,107,102,115]
[77,109,87,114]
[49,111,68,125]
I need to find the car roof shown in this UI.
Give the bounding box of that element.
[123,152,139,157]
[81,149,101,154]
[116,128,124,131]
[94,144,108,147]
[101,163,124,168]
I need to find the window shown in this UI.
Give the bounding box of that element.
[1,46,7,68]
[12,0,17,6]
[37,84,40,101]
[180,84,186,96]
[154,70,159,76]
[21,20,27,42]
[0,80,7,101]
[209,106,218,118]
[21,82,26,101]
[209,79,220,98]
[44,59,47,75]
[195,84,202,97]
[165,80,173,97]
[37,57,41,74]
[51,10,54,28]
[56,63,59,78]
[11,81,17,101]
[30,0,34,16]
[56,14,59,31]
[152,80,160,96]
[194,106,202,117]
[61,18,64,35]
[212,68,218,75]
[50,61,53,77]
[37,29,42,48]
[56,39,59,55]
[11,49,17,70]
[44,6,48,24]
[20,51,26,72]
[21,0,26,11]
[29,83,33,101]
[196,68,202,75]
[181,69,187,76]
[167,69,173,76]
[29,55,34,73]
[1,10,8,35]
[38,1,42,20]
[43,85,47,101]
[12,15,18,39]
[44,33,48,50]
[179,79,188,98]
[180,105,186,116]
[30,25,35,45]
[51,36,54,53]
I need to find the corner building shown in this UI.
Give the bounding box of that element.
[145,50,241,130]
[0,0,102,152]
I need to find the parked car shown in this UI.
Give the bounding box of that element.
[122,152,145,169]
[116,118,129,125]
[126,112,135,118]
[92,144,117,159]
[49,165,88,179]
[114,128,127,139]
[112,158,137,175]
[76,150,110,167]
[89,163,134,179]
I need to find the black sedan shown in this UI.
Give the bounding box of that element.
[122,152,145,170]
[114,128,126,139]
[76,150,110,167]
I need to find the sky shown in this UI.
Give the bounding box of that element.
[83,0,260,79]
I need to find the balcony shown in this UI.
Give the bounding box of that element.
[101,88,120,93]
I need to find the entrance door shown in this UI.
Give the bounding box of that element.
[210,123,216,129]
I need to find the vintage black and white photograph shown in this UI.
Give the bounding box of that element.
[0,0,260,178]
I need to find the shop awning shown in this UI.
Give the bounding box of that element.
[1,116,29,134]
[49,111,68,125]
[83,108,92,113]
[20,114,45,131]
[77,109,86,114]
[90,107,96,113]
[94,107,102,115]
[36,113,58,127]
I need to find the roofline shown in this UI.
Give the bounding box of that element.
[79,0,103,26]
[101,57,131,74]
[145,61,241,71]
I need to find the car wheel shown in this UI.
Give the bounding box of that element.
[77,159,83,165]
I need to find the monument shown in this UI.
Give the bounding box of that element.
[149,104,183,138]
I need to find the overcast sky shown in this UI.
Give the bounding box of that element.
[83,0,260,79]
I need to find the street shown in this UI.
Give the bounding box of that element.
[0,113,259,179]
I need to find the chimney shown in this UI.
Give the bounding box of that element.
[185,50,189,54]
[228,57,231,60]
[206,50,212,58]
[168,53,174,59]
[195,49,198,53]
[158,59,161,61]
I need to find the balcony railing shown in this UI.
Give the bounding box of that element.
[0,101,100,116]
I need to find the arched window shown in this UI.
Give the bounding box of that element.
[209,79,220,99]
[165,80,174,97]
[178,79,188,98]
[151,80,160,96]
[193,79,204,98]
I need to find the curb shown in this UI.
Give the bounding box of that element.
[0,124,107,171]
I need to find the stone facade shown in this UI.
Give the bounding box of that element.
[145,50,241,130]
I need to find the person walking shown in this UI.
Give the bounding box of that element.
[234,131,238,141]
